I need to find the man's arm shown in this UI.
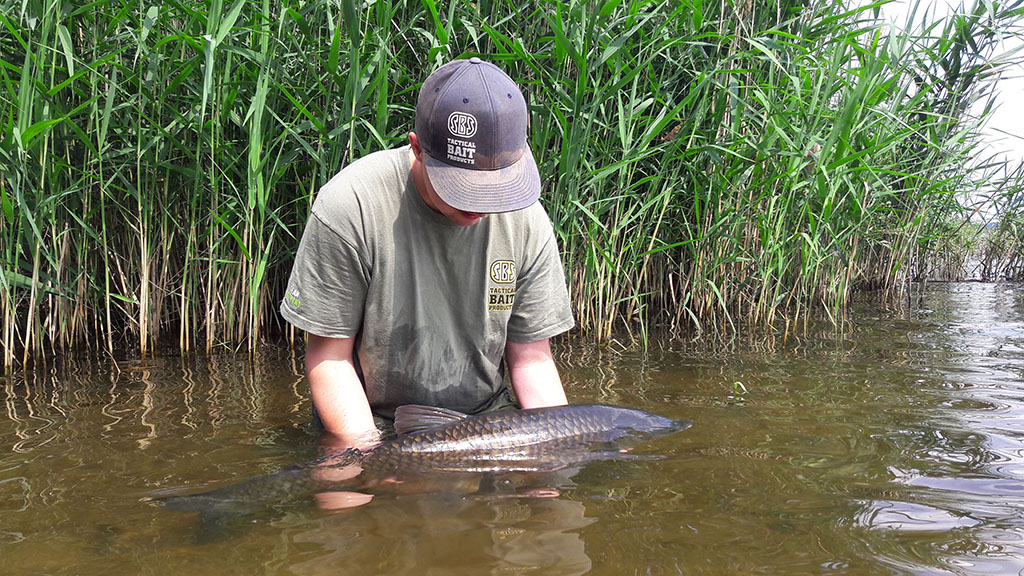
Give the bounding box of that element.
[505,338,568,408]
[305,334,380,449]
[304,334,377,510]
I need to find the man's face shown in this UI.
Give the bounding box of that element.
[410,132,488,227]
[419,167,487,227]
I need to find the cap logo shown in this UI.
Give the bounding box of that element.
[448,111,478,138]
[446,111,478,165]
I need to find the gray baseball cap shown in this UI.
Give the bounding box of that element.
[414,57,541,213]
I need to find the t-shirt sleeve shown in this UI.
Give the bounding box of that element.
[506,217,575,343]
[279,212,368,338]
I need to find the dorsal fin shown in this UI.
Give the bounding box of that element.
[394,404,469,436]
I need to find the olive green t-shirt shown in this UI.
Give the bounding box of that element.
[280,147,575,418]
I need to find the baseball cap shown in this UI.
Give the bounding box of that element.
[414,57,541,213]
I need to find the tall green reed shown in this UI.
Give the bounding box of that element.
[1,0,1022,370]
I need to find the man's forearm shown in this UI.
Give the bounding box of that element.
[305,335,379,449]
[505,338,568,408]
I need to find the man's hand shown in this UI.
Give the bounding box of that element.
[310,432,375,510]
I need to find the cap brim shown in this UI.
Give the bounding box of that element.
[422,148,541,214]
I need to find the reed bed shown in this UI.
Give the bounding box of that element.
[2,0,1022,369]
[976,161,1024,280]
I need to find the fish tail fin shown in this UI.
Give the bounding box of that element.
[154,492,268,543]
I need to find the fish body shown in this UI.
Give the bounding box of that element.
[158,403,690,516]
[360,403,689,475]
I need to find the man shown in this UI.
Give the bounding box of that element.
[280,57,575,450]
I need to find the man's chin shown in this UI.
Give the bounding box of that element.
[453,212,486,226]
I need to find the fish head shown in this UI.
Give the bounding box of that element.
[593,404,692,447]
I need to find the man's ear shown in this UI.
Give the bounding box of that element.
[408,132,421,157]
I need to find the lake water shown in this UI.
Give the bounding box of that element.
[2,282,1023,575]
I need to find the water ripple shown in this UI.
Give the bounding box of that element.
[855,500,982,531]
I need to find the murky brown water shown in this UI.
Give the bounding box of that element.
[3,282,1024,575]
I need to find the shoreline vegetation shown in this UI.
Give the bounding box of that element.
[2,0,1023,370]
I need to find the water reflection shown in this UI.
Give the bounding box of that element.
[289,496,594,575]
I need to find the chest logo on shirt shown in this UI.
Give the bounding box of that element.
[490,260,516,283]
[488,260,517,312]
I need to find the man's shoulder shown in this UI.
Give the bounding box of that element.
[315,147,412,211]
[496,200,557,237]
[340,146,412,178]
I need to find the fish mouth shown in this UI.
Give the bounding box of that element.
[672,418,694,432]
[641,415,693,434]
